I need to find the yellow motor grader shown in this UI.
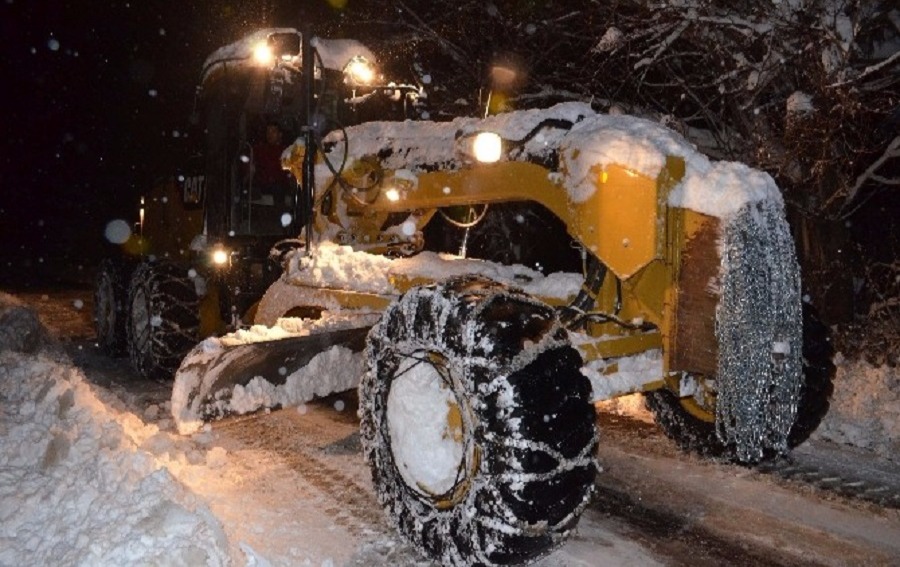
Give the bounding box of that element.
[98,29,833,567]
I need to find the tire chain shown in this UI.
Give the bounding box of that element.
[756,458,900,509]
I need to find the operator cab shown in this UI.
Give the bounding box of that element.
[197,29,418,243]
[189,29,420,324]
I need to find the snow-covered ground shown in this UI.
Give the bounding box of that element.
[1,289,899,566]
[0,291,661,566]
[0,294,230,565]
[598,356,900,465]
[812,354,900,461]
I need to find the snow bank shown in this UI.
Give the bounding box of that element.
[591,353,900,463]
[1,296,387,565]
[0,296,230,566]
[812,357,900,462]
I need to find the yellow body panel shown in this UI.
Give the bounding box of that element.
[276,149,721,399]
[313,159,685,280]
[575,331,663,363]
[139,178,204,261]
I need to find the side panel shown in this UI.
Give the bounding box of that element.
[664,208,722,377]
[140,176,205,262]
[307,157,686,280]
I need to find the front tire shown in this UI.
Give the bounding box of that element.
[127,261,200,380]
[360,276,598,566]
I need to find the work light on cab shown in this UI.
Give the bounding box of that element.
[344,55,377,86]
[253,32,301,67]
[252,43,274,66]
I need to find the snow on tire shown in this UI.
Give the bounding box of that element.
[360,276,598,566]
[94,258,131,356]
[127,261,200,380]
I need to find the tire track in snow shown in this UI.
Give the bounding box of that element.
[214,404,391,540]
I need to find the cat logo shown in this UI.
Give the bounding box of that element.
[181,174,205,206]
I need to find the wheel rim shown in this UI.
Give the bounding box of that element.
[386,352,475,505]
[671,373,717,423]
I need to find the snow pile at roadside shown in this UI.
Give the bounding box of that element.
[0,296,230,566]
[812,357,900,462]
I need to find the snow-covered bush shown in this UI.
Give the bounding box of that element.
[342,0,898,357]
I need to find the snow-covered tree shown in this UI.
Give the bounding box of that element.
[339,0,898,358]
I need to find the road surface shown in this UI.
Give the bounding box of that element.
[11,287,900,566]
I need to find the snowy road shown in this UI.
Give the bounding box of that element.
[4,288,900,566]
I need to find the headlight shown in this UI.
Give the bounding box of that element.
[343,55,377,86]
[472,132,503,163]
[253,33,301,67]
[211,248,230,266]
[253,42,274,66]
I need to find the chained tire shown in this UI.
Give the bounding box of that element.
[645,303,834,462]
[127,261,200,380]
[94,258,131,356]
[360,276,598,566]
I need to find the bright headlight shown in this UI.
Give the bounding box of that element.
[253,42,274,66]
[344,55,377,86]
[472,132,503,163]
[211,248,230,266]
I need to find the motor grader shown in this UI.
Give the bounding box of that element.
[97,28,832,567]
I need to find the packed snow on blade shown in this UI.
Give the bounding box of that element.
[171,312,379,435]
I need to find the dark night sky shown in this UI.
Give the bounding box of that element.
[1,1,348,286]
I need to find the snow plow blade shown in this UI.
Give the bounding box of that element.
[171,326,371,435]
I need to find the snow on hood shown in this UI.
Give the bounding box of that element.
[314,101,782,217]
[668,158,784,218]
[283,240,584,299]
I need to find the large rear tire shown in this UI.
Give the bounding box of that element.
[360,276,598,566]
[127,261,200,380]
[645,304,834,462]
[93,258,131,356]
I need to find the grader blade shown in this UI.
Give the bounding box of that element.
[171,326,371,434]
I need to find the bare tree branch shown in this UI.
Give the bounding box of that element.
[842,135,900,210]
